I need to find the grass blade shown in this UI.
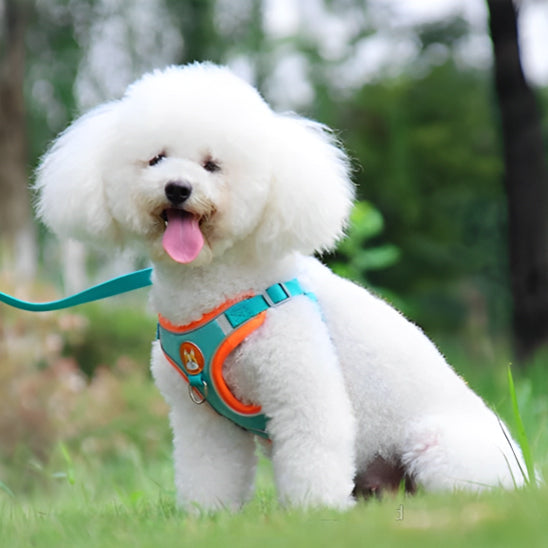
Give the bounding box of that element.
[0,479,15,498]
[507,365,536,486]
[58,442,76,486]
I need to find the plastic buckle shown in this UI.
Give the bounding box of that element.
[262,283,291,308]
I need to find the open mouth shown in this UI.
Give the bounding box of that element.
[161,207,204,264]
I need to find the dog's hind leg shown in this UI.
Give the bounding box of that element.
[401,412,527,492]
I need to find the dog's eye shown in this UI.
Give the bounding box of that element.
[149,153,166,167]
[203,158,221,173]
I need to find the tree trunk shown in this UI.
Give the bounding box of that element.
[487,0,548,361]
[0,0,37,278]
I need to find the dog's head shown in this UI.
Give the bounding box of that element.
[36,63,355,266]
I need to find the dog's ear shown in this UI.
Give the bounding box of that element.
[256,114,355,257]
[35,103,120,242]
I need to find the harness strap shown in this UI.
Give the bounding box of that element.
[225,279,315,328]
[157,279,316,439]
[0,268,153,311]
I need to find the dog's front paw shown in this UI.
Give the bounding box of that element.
[274,453,356,511]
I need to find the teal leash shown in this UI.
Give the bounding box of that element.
[0,267,153,312]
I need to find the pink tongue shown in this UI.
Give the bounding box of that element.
[162,209,204,264]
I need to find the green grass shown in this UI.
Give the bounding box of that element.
[506,366,537,485]
[1,459,548,548]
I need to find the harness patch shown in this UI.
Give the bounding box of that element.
[180,342,204,375]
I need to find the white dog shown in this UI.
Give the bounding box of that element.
[35,63,527,511]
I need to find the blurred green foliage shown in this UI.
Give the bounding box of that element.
[330,201,400,287]
[328,61,511,331]
[311,31,518,336]
[62,302,156,378]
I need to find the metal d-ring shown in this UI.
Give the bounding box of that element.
[188,380,208,405]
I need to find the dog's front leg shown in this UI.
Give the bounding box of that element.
[151,342,257,513]
[245,301,357,509]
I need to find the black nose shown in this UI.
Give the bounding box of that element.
[165,181,192,206]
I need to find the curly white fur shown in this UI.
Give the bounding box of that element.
[35,62,527,511]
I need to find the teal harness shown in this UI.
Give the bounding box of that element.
[1,270,317,439]
[157,279,317,439]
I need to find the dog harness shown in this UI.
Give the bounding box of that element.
[157,279,317,439]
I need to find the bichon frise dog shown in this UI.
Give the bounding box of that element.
[35,62,527,511]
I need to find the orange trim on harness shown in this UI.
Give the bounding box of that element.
[158,293,254,334]
[210,310,267,415]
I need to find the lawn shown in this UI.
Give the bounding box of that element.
[1,300,547,547]
[2,459,548,548]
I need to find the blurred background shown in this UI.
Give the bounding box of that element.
[0,0,547,495]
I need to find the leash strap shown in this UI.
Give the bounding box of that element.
[0,268,153,312]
